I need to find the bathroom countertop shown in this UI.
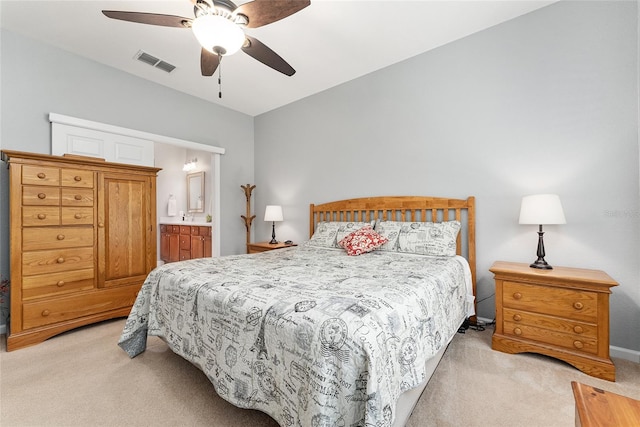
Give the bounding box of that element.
[159,218,212,227]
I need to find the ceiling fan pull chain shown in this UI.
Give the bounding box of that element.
[218,54,223,98]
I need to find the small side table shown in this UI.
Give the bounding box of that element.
[247,241,297,254]
[572,381,640,426]
[490,261,617,381]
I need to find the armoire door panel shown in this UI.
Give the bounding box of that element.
[99,174,151,287]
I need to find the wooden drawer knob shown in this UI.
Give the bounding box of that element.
[74,194,82,200]
[57,280,65,287]
[56,234,65,240]
[513,327,522,336]
[98,222,104,228]
[573,325,584,334]
[513,314,522,322]
[37,213,46,220]
[513,292,522,300]
[37,172,46,179]
[573,302,584,310]
[74,176,82,182]
[57,257,65,264]
[41,309,50,317]
[74,213,82,219]
[38,193,46,199]
[574,340,584,349]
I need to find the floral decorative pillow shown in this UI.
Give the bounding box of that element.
[338,225,388,256]
[396,220,461,256]
[308,221,371,248]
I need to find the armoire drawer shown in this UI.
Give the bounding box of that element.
[22,268,95,300]
[22,247,94,276]
[61,169,94,188]
[23,227,94,251]
[22,206,60,226]
[61,207,94,225]
[61,188,94,206]
[22,186,60,206]
[22,285,140,329]
[503,281,597,323]
[22,165,60,186]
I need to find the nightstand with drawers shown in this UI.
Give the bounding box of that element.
[247,241,296,254]
[490,261,617,381]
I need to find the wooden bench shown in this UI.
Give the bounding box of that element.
[572,381,640,426]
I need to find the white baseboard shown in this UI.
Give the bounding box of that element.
[610,345,640,363]
[475,317,640,364]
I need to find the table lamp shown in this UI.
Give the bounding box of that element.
[519,194,566,269]
[264,205,283,244]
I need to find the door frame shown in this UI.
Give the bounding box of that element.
[49,113,225,258]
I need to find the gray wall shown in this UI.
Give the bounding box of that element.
[254,1,640,352]
[0,29,255,315]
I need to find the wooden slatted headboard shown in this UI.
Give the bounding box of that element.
[309,196,476,309]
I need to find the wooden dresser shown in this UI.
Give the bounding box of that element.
[160,224,212,263]
[490,261,617,381]
[2,150,160,351]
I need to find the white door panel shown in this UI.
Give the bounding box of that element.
[52,123,154,166]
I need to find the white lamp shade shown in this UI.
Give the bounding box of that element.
[192,15,245,56]
[264,205,283,222]
[519,194,566,225]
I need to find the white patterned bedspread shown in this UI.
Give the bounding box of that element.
[118,244,474,427]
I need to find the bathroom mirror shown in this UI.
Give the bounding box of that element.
[187,171,205,213]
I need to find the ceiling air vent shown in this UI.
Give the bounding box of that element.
[134,50,176,73]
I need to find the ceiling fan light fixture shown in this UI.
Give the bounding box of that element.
[192,15,245,56]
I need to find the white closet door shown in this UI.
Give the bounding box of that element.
[52,123,154,166]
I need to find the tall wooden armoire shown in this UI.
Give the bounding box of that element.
[1,150,160,351]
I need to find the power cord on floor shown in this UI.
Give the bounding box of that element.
[457,317,496,334]
[456,292,497,333]
[457,318,471,333]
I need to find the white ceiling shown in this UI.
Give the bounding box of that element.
[1,0,555,116]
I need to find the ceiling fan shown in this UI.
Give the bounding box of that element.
[102,0,310,82]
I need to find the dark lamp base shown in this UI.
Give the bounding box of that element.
[530,226,553,269]
[269,221,278,244]
[530,259,553,269]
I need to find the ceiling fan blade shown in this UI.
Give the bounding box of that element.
[235,0,310,29]
[242,35,295,76]
[201,48,219,76]
[102,11,191,28]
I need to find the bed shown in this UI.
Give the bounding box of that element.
[119,196,476,427]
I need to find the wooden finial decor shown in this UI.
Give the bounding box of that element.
[241,184,256,252]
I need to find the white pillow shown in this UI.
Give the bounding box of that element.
[374,220,403,251]
[377,220,461,256]
[308,221,372,248]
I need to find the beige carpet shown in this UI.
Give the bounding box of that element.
[1,319,638,426]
